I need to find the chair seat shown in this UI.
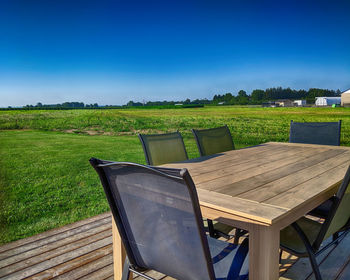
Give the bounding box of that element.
[207,236,249,280]
[280,217,322,255]
[308,198,334,219]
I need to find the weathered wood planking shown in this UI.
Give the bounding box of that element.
[161,142,350,280]
[0,211,349,279]
[216,149,346,195]
[163,142,350,225]
[197,189,288,224]
[0,224,111,270]
[0,213,112,280]
[280,232,350,280]
[0,212,111,256]
[238,151,350,202]
[2,142,350,280]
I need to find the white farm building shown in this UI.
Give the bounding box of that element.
[294,100,306,106]
[315,97,341,106]
[341,89,350,107]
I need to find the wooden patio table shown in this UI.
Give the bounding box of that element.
[112,142,350,280]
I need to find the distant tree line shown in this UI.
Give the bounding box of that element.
[126,98,211,107]
[126,87,341,107]
[1,87,342,110]
[23,102,100,109]
[212,87,341,105]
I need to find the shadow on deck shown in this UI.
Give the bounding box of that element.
[0,212,349,280]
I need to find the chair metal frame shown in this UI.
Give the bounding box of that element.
[139,131,226,239]
[90,158,249,280]
[280,166,350,280]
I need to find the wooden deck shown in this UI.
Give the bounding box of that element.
[1,212,349,280]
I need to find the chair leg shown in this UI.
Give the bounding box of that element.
[233,229,248,244]
[291,222,322,280]
[207,219,217,238]
[333,232,339,244]
[233,229,241,244]
[307,250,322,280]
[122,257,131,280]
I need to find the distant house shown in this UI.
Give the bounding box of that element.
[341,89,350,107]
[262,101,276,107]
[315,97,341,106]
[294,100,306,107]
[218,102,225,105]
[275,99,294,107]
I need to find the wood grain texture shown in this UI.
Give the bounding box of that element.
[2,142,349,280]
[162,142,350,280]
[0,210,349,279]
[1,237,112,279]
[112,218,132,280]
[0,223,111,269]
[164,142,350,225]
[197,189,288,224]
[249,224,280,280]
[0,212,111,256]
[0,229,112,277]
[238,151,350,202]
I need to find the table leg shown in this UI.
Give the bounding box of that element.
[248,225,280,280]
[112,218,133,280]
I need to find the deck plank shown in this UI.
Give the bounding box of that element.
[1,237,112,279]
[0,215,111,260]
[1,212,350,280]
[79,263,114,280]
[0,212,111,254]
[0,223,111,269]
[52,254,113,280]
[27,245,112,280]
[280,232,350,280]
[0,229,111,277]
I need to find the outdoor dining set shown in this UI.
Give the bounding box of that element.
[90,120,350,280]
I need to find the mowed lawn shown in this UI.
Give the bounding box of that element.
[1,106,350,244]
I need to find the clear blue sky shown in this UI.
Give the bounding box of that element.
[0,0,349,107]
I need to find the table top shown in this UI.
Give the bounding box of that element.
[163,142,350,226]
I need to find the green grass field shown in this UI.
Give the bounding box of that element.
[1,106,350,244]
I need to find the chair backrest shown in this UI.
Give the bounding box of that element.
[139,132,188,165]
[90,158,215,280]
[289,120,341,146]
[192,125,235,157]
[314,165,350,249]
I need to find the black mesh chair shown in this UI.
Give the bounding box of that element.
[192,125,235,157]
[192,125,245,242]
[139,131,232,240]
[139,132,188,166]
[90,159,249,280]
[280,165,350,280]
[289,120,342,220]
[289,120,341,146]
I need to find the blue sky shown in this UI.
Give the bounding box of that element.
[0,0,349,107]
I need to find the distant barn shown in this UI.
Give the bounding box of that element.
[275,99,294,107]
[341,89,350,107]
[315,97,341,106]
[294,100,306,107]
